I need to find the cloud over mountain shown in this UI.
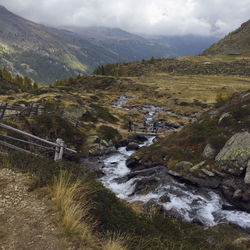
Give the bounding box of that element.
[0,0,249,36]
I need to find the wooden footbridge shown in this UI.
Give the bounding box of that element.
[130,122,173,136]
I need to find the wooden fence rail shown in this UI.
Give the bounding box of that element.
[0,122,77,161]
[0,102,46,120]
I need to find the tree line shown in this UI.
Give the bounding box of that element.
[0,67,38,94]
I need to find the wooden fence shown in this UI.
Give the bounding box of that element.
[0,123,77,161]
[0,102,46,120]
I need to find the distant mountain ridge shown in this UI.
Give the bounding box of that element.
[0,5,175,84]
[202,19,250,56]
[0,5,219,84]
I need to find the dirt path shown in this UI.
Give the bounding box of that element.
[0,168,71,250]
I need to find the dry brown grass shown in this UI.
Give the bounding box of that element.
[103,233,127,250]
[49,171,99,248]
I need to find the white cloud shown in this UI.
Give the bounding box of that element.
[0,0,249,36]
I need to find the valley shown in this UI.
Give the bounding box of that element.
[1,6,250,249]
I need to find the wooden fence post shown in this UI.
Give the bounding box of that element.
[0,102,8,120]
[27,102,34,116]
[54,138,64,161]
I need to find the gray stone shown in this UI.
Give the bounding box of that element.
[215,132,250,176]
[126,142,139,151]
[175,161,193,171]
[201,168,215,177]
[88,144,116,156]
[168,170,182,177]
[126,158,139,169]
[244,160,250,185]
[218,112,231,125]
[233,189,242,199]
[100,140,109,147]
[202,144,216,160]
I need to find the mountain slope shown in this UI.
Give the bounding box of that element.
[61,26,175,61]
[0,6,174,84]
[0,5,124,84]
[202,19,250,56]
[149,34,219,57]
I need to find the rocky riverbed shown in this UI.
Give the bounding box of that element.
[83,95,250,231]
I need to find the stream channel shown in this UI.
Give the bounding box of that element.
[100,95,250,230]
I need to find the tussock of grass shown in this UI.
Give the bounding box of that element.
[49,171,98,248]
[103,233,127,250]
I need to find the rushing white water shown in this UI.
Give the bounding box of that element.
[100,142,250,229]
[100,95,250,230]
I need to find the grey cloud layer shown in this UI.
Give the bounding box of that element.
[0,0,249,36]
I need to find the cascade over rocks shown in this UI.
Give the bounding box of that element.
[215,132,250,176]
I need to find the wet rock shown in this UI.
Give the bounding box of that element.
[143,199,165,214]
[202,144,216,160]
[168,170,182,178]
[242,190,250,202]
[159,194,171,203]
[113,176,129,184]
[222,204,237,211]
[166,208,183,219]
[181,175,220,188]
[131,177,159,195]
[126,142,139,151]
[133,134,148,143]
[126,157,139,169]
[244,161,250,185]
[89,144,116,156]
[215,132,250,176]
[95,169,105,178]
[115,139,129,148]
[222,178,250,211]
[175,161,193,171]
[127,168,156,180]
[233,189,242,199]
[201,168,215,177]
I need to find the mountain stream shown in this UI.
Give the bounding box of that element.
[99,95,250,230]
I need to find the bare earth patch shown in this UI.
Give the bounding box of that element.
[0,168,71,250]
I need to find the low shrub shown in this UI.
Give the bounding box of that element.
[97,125,122,143]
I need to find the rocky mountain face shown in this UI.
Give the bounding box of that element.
[202,19,250,56]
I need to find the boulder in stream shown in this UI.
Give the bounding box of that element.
[126,142,139,151]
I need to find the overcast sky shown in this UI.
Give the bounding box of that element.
[0,0,249,37]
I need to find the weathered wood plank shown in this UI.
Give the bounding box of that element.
[0,140,38,156]
[0,123,77,153]
[0,134,55,151]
